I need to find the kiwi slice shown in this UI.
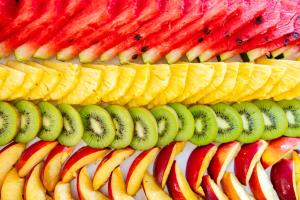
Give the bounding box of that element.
[169,103,195,141]
[80,105,115,148]
[151,105,179,147]
[14,100,42,143]
[189,105,217,146]
[232,102,264,143]
[57,104,84,146]
[277,99,300,137]
[0,102,20,145]
[211,103,243,143]
[106,105,133,149]
[253,100,288,140]
[129,107,158,150]
[37,102,63,141]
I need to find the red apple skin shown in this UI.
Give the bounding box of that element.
[208,141,240,183]
[167,161,186,200]
[0,142,20,153]
[271,159,297,200]
[108,174,113,200]
[234,140,267,185]
[201,175,223,200]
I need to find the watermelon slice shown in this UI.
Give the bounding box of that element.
[198,0,281,62]
[34,0,114,59]
[0,0,46,42]
[56,0,138,61]
[141,0,229,63]
[100,0,184,62]
[78,0,160,63]
[15,0,87,61]
[0,0,17,27]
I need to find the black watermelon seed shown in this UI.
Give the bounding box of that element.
[225,32,231,37]
[236,38,243,45]
[131,54,138,60]
[284,39,290,46]
[292,32,299,39]
[297,15,300,20]
[68,38,74,43]
[198,37,203,43]
[203,27,211,35]
[141,46,149,52]
[255,16,263,24]
[134,34,142,41]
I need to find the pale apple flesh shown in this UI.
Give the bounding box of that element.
[292,151,300,197]
[1,168,24,200]
[126,147,160,196]
[108,167,134,200]
[54,182,74,200]
[201,175,229,200]
[93,147,134,190]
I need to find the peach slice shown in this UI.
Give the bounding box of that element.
[167,161,198,200]
[153,141,185,188]
[126,147,160,196]
[42,144,73,191]
[61,146,109,183]
[0,142,25,189]
[1,168,24,200]
[16,141,58,177]
[262,137,300,169]
[77,167,109,200]
[234,140,267,185]
[93,147,134,190]
[24,163,47,200]
[271,159,297,200]
[201,175,229,200]
[221,172,251,200]
[186,144,217,196]
[108,167,134,200]
[54,182,74,200]
[249,163,279,200]
[142,171,172,200]
[208,141,241,185]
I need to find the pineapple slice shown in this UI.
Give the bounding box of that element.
[113,64,151,105]
[0,66,8,89]
[59,67,102,104]
[256,59,300,99]
[25,62,61,100]
[149,63,188,107]
[176,63,215,104]
[43,61,81,100]
[235,63,272,101]
[102,66,136,102]
[128,64,170,107]
[82,64,119,104]
[6,61,44,100]
[240,64,286,101]
[200,63,239,104]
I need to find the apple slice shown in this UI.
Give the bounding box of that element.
[262,137,300,169]
[201,175,229,200]
[292,150,300,196]
[153,141,185,188]
[234,140,268,185]
[24,163,47,200]
[77,167,109,200]
[208,141,241,185]
[0,142,25,189]
[249,163,279,200]
[42,144,73,191]
[1,168,24,200]
[167,161,198,200]
[271,159,297,200]
[186,144,217,196]
[93,147,134,190]
[142,171,172,200]
[16,141,58,177]
[61,146,109,183]
[126,147,160,196]
[54,182,74,200]
[108,167,134,200]
[221,172,251,200]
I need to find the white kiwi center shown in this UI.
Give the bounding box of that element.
[135,121,145,138]
[89,118,103,135]
[216,116,230,129]
[262,113,272,126]
[286,110,295,125]
[241,114,249,131]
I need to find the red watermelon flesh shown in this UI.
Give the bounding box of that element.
[34,0,114,59]
[199,0,281,62]
[100,0,184,62]
[15,0,87,61]
[141,0,229,63]
[0,0,17,27]
[78,0,160,63]
[57,0,139,61]
[0,0,47,42]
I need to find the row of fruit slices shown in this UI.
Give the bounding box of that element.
[0,137,299,200]
[1,59,300,105]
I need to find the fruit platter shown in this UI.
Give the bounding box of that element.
[0,0,300,200]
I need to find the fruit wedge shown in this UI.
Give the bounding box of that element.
[54,182,73,200]
[43,61,81,100]
[0,66,8,89]
[1,168,24,200]
[6,61,44,100]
